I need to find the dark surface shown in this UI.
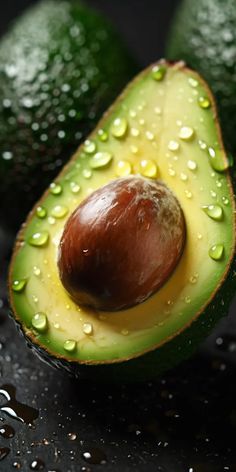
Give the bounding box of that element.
[1,1,236,471]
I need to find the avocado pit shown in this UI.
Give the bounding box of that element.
[58,176,186,311]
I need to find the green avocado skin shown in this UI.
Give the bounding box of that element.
[0,0,135,228]
[166,0,236,155]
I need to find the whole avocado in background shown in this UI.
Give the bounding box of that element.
[0,0,136,229]
[166,0,236,155]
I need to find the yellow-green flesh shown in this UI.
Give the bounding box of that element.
[10,62,234,364]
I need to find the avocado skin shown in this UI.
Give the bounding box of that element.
[0,0,136,228]
[166,0,236,155]
[11,255,236,383]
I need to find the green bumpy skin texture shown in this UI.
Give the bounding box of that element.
[166,0,236,155]
[0,0,135,227]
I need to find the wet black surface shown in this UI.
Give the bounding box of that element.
[1,1,236,471]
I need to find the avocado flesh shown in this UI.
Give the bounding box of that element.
[9,61,235,367]
[0,0,135,227]
[166,0,236,154]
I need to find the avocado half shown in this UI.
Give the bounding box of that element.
[0,0,135,228]
[166,0,236,155]
[9,61,236,382]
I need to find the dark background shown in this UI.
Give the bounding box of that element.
[1,1,236,472]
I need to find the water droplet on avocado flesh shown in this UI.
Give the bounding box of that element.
[9,62,235,373]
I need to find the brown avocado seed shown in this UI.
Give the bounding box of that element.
[58,176,186,311]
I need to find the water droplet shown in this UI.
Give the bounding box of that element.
[151,64,166,81]
[180,172,188,181]
[0,385,38,424]
[30,459,45,470]
[51,205,68,219]
[33,266,41,277]
[84,140,97,154]
[48,216,56,225]
[82,448,107,465]
[32,312,48,333]
[179,126,194,141]
[97,129,108,142]
[185,190,192,199]
[146,131,154,141]
[89,152,113,169]
[139,159,158,178]
[2,151,13,161]
[70,182,80,194]
[68,432,77,441]
[154,106,162,115]
[116,160,132,177]
[36,206,47,219]
[198,96,211,109]
[208,147,229,172]
[129,109,137,118]
[111,117,128,138]
[187,160,197,171]
[50,182,62,195]
[12,279,27,293]
[0,425,15,438]
[121,329,129,336]
[210,190,217,198]
[130,145,139,154]
[188,77,198,88]
[197,233,203,240]
[168,140,179,151]
[64,340,77,353]
[222,196,229,206]
[209,244,224,261]
[28,231,49,247]
[131,128,140,137]
[202,204,223,221]
[168,168,176,176]
[83,323,93,335]
[82,169,92,179]
[199,139,207,150]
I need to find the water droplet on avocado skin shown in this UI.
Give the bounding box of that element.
[111,117,128,138]
[84,139,97,154]
[32,312,48,333]
[179,126,194,141]
[70,182,81,194]
[36,206,47,219]
[151,65,166,81]
[83,323,93,335]
[198,96,211,109]
[139,159,158,178]
[97,129,108,142]
[28,231,49,247]
[51,205,68,219]
[12,279,27,293]
[202,204,223,221]
[50,182,62,195]
[209,244,224,261]
[89,152,113,169]
[116,160,132,177]
[64,340,77,353]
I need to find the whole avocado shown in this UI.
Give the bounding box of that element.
[166,0,236,155]
[0,0,135,228]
